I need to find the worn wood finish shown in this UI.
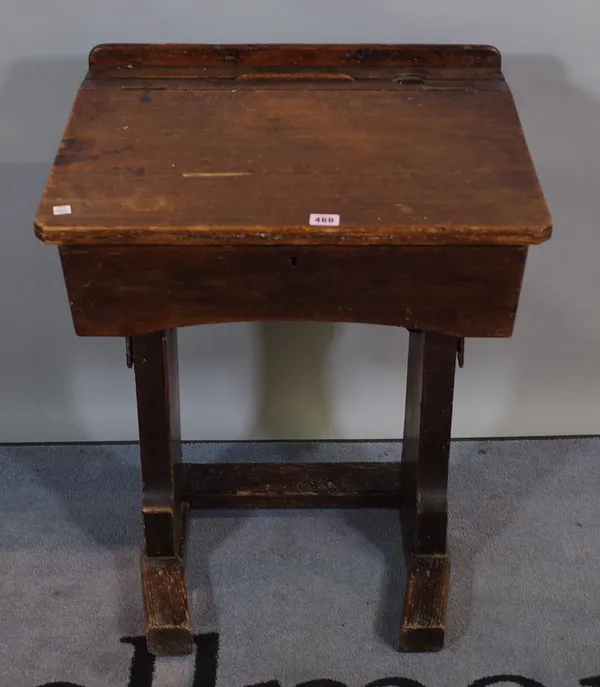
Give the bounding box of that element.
[84,67,503,86]
[35,43,552,655]
[141,553,192,655]
[59,245,526,338]
[132,330,181,558]
[89,43,502,69]
[142,501,192,656]
[133,332,191,655]
[180,461,402,509]
[400,331,456,651]
[402,331,456,557]
[34,44,551,247]
[85,44,503,87]
[400,554,451,652]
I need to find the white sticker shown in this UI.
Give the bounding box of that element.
[53,204,72,216]
[309,213,340,227]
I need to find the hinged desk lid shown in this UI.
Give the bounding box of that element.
[35,44,552,246]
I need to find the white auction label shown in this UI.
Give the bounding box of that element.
[53,204,72,216]
[309,213,340,227]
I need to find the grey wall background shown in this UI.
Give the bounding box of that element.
[0,1,598,442]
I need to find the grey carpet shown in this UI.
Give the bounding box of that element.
[1,439,599,687]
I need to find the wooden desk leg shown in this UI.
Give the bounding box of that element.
[400,330,457,652]
[132,330,193,656]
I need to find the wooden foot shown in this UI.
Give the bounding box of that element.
[141,501,191,656]
[142,553,192,655]
[400,553,450,652]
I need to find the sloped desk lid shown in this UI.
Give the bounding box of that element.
[35,44,552,247]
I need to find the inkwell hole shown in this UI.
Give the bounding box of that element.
[392,72,427,85]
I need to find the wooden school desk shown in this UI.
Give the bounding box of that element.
[35,43,551,655]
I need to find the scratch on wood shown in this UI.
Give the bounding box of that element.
[83,262,103,288]
[182,171,252,178]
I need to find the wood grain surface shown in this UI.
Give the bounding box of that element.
[89,43,502,69]
[402,331,457,558]
[400,554,451,652]
[132,331,181,558]
[35,44,551,247]
[59,244,526,337]
[179,461,402,509]
[141,553,192,655]
[35,44,552,658]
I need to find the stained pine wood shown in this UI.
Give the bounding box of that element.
[132,331,181,558]
[59,244,526,337]
[85,43,502,85]
[35,44,551,656]
[179,461,402,509]
[141,553,192,655]
[399,332,457,651]
[34,44,551,247]
[400,554,451,652]
[88,43,502,69]
[402,331,457,558]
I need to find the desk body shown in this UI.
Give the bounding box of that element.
[35,43,551,654]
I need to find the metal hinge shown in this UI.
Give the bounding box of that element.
[456,337,465,368]
[126,337,133,369]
